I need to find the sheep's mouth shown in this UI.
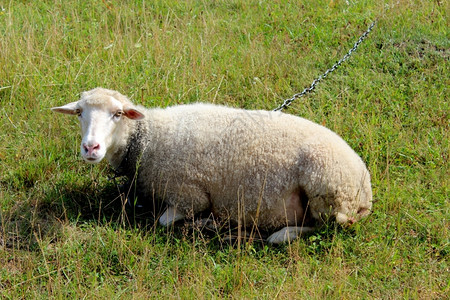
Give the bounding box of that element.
[83,156,102,163]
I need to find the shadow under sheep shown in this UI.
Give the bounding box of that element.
[1,176,158,251]
[1,172,340,251]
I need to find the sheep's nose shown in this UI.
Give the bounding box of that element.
[83,143,100,156]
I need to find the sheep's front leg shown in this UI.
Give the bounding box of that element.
[159,206,185,226]
[267,226,315,244]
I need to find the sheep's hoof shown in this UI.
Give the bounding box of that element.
[159,206,185,227]
[267,226,315,244]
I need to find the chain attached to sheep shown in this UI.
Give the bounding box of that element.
[52,87,373,244]
[273,20,377,112]
[52,21,377,244]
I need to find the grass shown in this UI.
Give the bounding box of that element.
[0,0,448,298]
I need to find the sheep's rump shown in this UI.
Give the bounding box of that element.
[139,104,372,229]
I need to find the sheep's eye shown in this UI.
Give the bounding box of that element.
[114,111,123,118]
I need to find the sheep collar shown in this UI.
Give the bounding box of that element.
[113,121,146,179]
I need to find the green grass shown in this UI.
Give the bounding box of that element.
[0,0,448,298]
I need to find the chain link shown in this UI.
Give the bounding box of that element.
[273,20,377,111]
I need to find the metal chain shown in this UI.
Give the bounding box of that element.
[273,20,377,111]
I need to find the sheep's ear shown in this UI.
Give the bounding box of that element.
[123,106,145,120]
[51,101,79,115]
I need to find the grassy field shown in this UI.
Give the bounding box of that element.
[0,0,448,298]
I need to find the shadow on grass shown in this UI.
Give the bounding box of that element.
[0,175,163,251]
[1,173,349,254]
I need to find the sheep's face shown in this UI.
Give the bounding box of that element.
[52,93,144,164]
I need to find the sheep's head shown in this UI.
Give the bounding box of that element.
[52,88,145,164]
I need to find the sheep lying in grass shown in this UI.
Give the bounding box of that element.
[52,87,372,244]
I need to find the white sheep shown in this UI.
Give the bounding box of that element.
[52,87,372,244]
